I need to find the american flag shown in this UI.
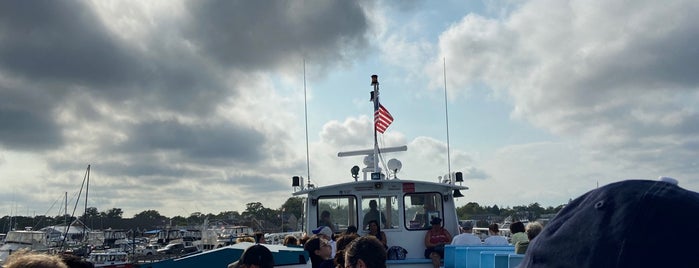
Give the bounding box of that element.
[374,104,393,133]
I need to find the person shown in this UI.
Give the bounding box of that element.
[514,221,543,254]
[451,221,481,245]
[344,225,358,236]
[344,236,387,268]
[318,210,334,232]
[299,233,311,247]
[227,244,274,268]
[520,178,699,267]
[333,233,359,268]
[366,220,388,249]
[58,254,94,268]
[304,237,334,268]
[424,217,452,268]
[236,236,255,243]
[282,235,299,246]
[312,226,336,258]
[509,221,528,246]
[483,223,508,245]
[362,200,387,229]
[4,250,69,268]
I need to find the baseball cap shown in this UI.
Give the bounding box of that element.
[521,178,699,267]
[228,244,274,268]
[459,221,473,230]
[312,226,333,238]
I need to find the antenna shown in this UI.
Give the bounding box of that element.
[443,58,452,183]
[303,59,311,184]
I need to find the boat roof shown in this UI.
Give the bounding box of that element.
[292,178,468,196]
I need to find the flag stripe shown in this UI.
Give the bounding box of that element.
[374,104,393,133]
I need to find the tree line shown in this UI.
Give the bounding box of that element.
[1,198,564,233]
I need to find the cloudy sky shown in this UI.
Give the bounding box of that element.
[1,0,698,218]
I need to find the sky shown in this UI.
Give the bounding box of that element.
[1,0,698,218]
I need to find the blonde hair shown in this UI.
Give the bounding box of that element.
[236,236,255,243]
[4,250,68,268]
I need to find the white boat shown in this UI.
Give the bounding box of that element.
[88,250,134,268]
[0,229,50,264]
[292,75,468,267]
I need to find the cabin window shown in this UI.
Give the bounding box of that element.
[361,196,398,230]
[317,196,357,234]
[404,193,443,230]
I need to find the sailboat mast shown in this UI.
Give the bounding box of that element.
[371,75,380,177]
[84,165,90,222]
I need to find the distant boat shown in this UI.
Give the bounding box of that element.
[137,242,308,268]
[87,251,134,268]
[0,229,50,264]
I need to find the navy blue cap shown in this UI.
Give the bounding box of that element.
[520,179,699,267]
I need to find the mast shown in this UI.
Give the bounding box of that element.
[371,75,380,177]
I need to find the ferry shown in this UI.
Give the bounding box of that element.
[291,75,468,267]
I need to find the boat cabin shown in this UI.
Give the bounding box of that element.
[293,175,467,261]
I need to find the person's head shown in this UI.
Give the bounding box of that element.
[509,221,525,234]
[430,217,442,229]
[368,220,381,234]
[228,244,274,268]
[237,236,255,243]
[488,223,500,234]
[369,200,378,210]
[460,221,473,234]
[304,237,332,267]
[522,179,699,267]
[336,234,359,252]
[283,235,298,246]
[345,225,358,235]
[312,226,334,241]
[321,210,331,220]
[299,234,310,246]
[344,236,387,268]
[525,222,543,240]
[58,254,94,268]
[4,250,69,268]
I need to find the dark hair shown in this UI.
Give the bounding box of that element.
[510,221,526,233]
[283,235,298,246]
[239,245,274,268]
[336,234,359,252]
[59,254,95,268]
[345,225,358,235]
[304,237,327,268]
[334,249,345,268]
[489,223,500,233]
[368,220,382,233]
[345,236,386,268]
[299,234,310,246]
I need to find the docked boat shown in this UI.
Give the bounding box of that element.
[0,229,50,265]
[137,242,308,268]
[291,75,468,267]
[88,251,133,268]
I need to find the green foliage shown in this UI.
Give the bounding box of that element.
[456,202,565,222]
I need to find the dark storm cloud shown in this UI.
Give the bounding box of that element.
[183,0,369,69]
[123,119,265,163]
[0,83,63,150]
[0,1,143,89]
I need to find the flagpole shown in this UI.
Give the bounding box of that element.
[371,75,380,179]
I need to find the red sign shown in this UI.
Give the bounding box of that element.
[402,183,415,193]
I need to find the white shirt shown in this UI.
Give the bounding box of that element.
[484,235,509,245]
[451,233,482,245]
